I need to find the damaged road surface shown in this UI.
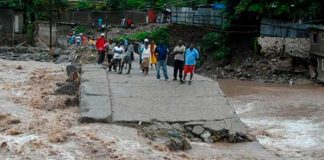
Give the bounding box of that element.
[81,59,237,123]
[79,56,278,159]
[0,47,279,159]
[80,58,243,125]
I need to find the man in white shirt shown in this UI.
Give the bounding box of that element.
[173,40,186,83]
[113,43,124,73]
[141,41,150,75]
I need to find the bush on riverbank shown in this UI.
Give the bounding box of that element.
[116,27,170,44]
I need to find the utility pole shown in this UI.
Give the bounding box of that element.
[12,17,15,46]
[49,0,52,49]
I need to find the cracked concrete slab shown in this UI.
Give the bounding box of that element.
[79,58,248,136]
[79,64,111,123]
[80,81,109,96]
[79,95,111,123]
[108,60,239,123]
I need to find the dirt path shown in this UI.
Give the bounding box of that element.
[218,79,324,159]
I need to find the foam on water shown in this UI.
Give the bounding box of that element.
[242,117,324,157]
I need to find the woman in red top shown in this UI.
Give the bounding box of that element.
[96,33,107,65]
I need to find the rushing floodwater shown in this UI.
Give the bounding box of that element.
[218,79,324,159]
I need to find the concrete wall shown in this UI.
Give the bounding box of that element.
[317,57,324,81]
[59,11,147,26]
[258,37,310,58]
[35,22,57,47]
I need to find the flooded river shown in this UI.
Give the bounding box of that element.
[1,57,323,159]
[218,80,324,159]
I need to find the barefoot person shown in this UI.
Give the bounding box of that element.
[173,40,186,83]
[182,43,199,85]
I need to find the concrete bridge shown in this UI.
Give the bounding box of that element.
[79,59,248,133]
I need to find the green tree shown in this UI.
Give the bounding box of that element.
[126,0,147,10]
[0,0,21,9]
[234,0,324,21]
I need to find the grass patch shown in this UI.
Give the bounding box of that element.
[116,27,170,44]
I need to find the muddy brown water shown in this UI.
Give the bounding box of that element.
[218,79,324,159]
[218,79,324,97]
[1,58,323,159]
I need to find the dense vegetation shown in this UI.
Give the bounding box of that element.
[2,0,324,59]
[234,0,324,21]
[2,0,324,22]
[116,27,170,44]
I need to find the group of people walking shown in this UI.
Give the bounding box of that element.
[95,33,199,85]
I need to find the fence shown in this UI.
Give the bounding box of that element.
[59,11,147,26]
[171,7,224,27]
[260,18,310,38]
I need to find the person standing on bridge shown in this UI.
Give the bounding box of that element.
[96,33,107,66]
[149,40,157,70]
[106,39,115,71]
[182,43,199,85]
[113,43,125,73]
[155,41,170,81]
[137,40,144,66]
[121,40,134,74]
[139,39,149,72]
[172,40,186,83]
[141,41,150,75]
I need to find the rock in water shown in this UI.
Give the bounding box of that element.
[167,137,191,151]
[56,55,68,63]
[200,130,211,139]
[171,123,185,131]
[66,65,78,77]
[192,126,205,135]
[55,81,78,95]
[53,48,62,57]
[68,50,77,62]
[153,121,173,130]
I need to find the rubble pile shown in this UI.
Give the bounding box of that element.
[199,52,312,84]
[54,46,98,64]
[54,64,81,96]
[0,45,97,65]
[139,119,253,151]
[0,47,52,62]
